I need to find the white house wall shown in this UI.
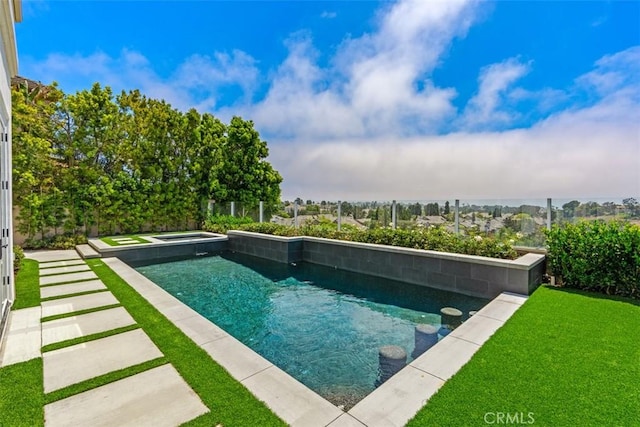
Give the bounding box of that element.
[0,0,20,343]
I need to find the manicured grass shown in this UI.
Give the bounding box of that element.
[41,289,108,302]
[86,259,286,427]
[41,325,140,353]
[40,303,121,323]
[408,286,640,426]
[12,259,40,309]
[0,358,44,426]
[101,235,151,246]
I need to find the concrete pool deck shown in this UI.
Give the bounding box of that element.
[0,249,528,426]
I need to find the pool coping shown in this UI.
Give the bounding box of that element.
[101,257,528,427]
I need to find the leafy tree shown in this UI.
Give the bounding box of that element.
[11,80,63,239]
[12,82,283,238]
[562,200,580,218]
[409,202,422,217]
[623,198,639,217]
[214,117,282,214]
[425,203,440,216]
[444,201,450,215]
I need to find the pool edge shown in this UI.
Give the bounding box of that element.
[101,256,527,427]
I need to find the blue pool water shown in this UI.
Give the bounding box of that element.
[134,253,488,408]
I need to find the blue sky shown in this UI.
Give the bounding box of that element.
[16,0,640,201]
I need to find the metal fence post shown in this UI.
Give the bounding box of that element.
[230,201,235,217]
[337,201,342,231]
[259,201,264,223]
[454,199,460,235]
[392,200,397,230]
[547,198,552,230]
[294,201,299,228]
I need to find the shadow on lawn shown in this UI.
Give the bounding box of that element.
[541,284,640,308]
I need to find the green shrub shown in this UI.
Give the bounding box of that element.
[23,233,88,250]
[545,220,640,298]
[239,223,299,236]
[226,222,517,259]
[13,245,25,272]
[203,214,254,233]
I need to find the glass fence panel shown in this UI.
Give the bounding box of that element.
[217,197,639,248]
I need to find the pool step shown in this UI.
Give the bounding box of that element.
[76,244,100,259]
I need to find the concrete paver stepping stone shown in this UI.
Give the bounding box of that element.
[41,292,119,318]
[40,271,98,286]
[0,307,42,367]
[40,280,107,299]
[43,329,162,393]
[41,307,135,347]
[44,364,208,427]
[40,264,91,276]
[27,250,81,263]
[37,259,87,269]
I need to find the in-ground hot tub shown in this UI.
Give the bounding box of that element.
[147,232,222,243]
[88,231,228,263]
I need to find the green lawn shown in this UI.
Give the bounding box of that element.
[408,286,640,426]
[1,259,43,426]
[0,358,44,427]
[12,259,40,309]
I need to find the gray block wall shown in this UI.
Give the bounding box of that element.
[228,232,303,264]
[96,240,228,264]
[227,231,545,299]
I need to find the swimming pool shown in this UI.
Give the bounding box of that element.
[134,253,488,408]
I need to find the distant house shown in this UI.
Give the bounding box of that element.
[1,0,22,345]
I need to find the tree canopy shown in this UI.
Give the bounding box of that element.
[12,81,282,239]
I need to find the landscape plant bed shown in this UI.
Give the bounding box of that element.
[407,286,640,426]
[211,222,519,260]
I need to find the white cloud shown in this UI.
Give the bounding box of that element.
[320,11,337,19]
[232,0,477,140]
[272,95,639,201]
[576,46,640,97]
[21,48,260,112]
[273,47,640,201]
[461,58,531,129]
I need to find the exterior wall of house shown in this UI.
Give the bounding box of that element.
[0,0,21,343]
